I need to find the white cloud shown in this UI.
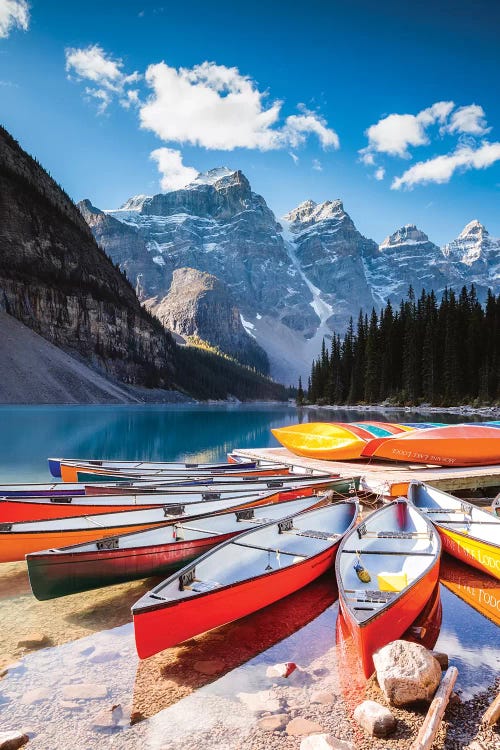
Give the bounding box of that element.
[392,140,500,189]
[150,147,198,191]
[361,100,454,160]
[312,158,323,171]
[289,152,299,165]
[65,45,140,112]
[374,166,385,181]
[139,60,339,152]
[0,0,29,38]
[446,104,491,136]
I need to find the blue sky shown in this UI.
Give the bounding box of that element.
[1,0,499,244]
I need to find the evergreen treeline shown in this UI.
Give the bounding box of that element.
[301,286,499,407]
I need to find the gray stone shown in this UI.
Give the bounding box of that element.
[257,714,289,731]
[300,735,356,750]
[61,683,108,700]
[310,691,335,705]
[373,640,442,707]
[353,700,397,737]
[16,633,50,650]
[0,732,29,750]
[430,651,449,669]
[20,688,51,705]
[286,717,324,736]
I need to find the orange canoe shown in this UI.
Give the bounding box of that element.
[362,424,500,467]
[0,488,319,563]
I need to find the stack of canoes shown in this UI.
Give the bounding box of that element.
[272,420,500,466]
[2,448,499,677]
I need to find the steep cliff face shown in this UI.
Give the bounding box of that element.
[145,268,269,373]
[0,126,176,387]
[104,169,317,334]
[283,199,379,331]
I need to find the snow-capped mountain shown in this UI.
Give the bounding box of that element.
[364,224,460,305]
[79,169,499,383]
[442,220,500,293]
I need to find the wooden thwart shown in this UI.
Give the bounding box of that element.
[410,666,458,750]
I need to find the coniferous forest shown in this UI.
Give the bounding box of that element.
[300,286,499,407]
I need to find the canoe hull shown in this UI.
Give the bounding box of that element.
[27,533,237,600]
[437,526,500,581]
[61,464,290,483]
[362,425,500,467]
[0,483,328,524]
[133,544,338,659]
[339,557,440,677]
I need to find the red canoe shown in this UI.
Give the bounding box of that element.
[0,476,347,523]
[336,499,441,677]
[132,501,359,659]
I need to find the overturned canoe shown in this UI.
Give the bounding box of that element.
[0,475,351,522]
[132,501,359,659]
[59,461,292,483]
[362,424,500,466]
[0,488,324,563]
[336,499,441,677]
[271,421,421,461]
[408,481,500,580]
[48,455,259,479]
[26,494,327,600]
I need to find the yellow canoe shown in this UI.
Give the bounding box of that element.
[271,422,369,461]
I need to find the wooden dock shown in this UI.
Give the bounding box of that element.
[232,447,500,496]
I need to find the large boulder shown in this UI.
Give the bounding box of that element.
[373,640,441,706]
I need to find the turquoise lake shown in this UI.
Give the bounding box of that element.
[0,404,498,749]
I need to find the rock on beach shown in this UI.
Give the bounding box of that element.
[373,640,442,706]
[353,699,396,737]
[0,732,29,750]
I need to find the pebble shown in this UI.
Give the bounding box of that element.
[300,735,356,750]
[20,688,51,705]
[88,649,121,664]
[91,704,123,730]
[16,633,50,650]
[286,717,324,736]
[193,659,225,676]
[238,690,281,713]
[257,713,289,732]
[61,683,108,700]
[310,691,335,705]
[353,699,396,737]
[430,651,449,670]
[0,732,29,750]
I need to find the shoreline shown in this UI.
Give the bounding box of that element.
[302,403,500,418]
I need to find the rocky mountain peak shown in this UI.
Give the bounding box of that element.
[379,224,430,250]
[283,198,346,231]
[188,167,240,187]
[118,194,152,212]
[78,198,104,218]
[442,219,496,267]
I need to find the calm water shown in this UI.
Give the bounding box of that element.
[0,405,498,749]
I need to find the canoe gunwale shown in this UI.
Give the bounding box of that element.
[132,500,359,616]
[335,499,442,629]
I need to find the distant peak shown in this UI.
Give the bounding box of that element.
[458,219,488,239]
[188,167,239,187]
[380,224,430,249]
[283,198,344,225]
[77,198,102,215]
[119,194,152,211]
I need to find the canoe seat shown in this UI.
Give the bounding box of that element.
[191,580,221,593]
[371,531,429,539]
[296,529,340,541]
[346,589,397,604]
